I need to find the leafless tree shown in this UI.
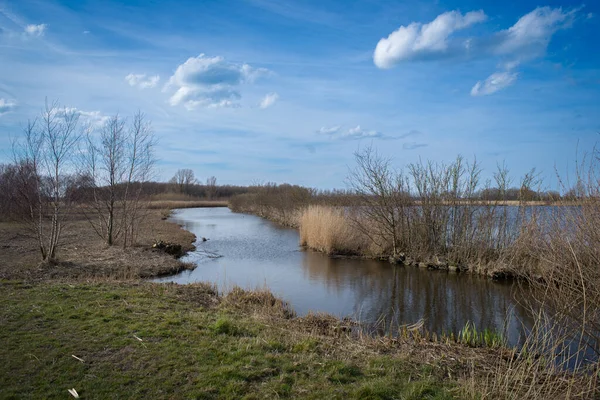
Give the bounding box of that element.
[347,146,412,257]
[170,169,196,195]
[82,111,156,247]
[206,175,217,199]
[11,100,81,262]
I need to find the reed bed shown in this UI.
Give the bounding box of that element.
[299,205,364,255]
[146,200,229,209]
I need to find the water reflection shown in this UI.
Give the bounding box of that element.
[300,252,532,344]
[156,207,534,346]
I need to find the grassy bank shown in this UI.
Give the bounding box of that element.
[2,281,597,399]
[3,281,596,399]
[0,281,467,399]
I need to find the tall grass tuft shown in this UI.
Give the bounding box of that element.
[299,206,364,255]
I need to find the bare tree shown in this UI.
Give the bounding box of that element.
[206,176,217,199]
[171,169,196,195]
[347,146,412,257]
[12,100,81,262]
[82,111,156,247]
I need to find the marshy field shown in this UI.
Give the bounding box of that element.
[1,148,600,399]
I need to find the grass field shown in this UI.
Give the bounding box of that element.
[0,281,469,399]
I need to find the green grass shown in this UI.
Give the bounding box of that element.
[458,321,506,349]
[0,281,458,399]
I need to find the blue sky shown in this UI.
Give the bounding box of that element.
[0,0,599,189]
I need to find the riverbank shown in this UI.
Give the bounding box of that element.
[0,207,197,281]
[0,281,462,398]
[3,280,596,399]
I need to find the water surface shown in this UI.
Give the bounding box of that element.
[156,207,534,345]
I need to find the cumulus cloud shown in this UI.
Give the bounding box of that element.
[24,24,46,37]
[57,108,110,127]
[0,98,17,115]
[318,125,383,140]
[373,10,487,68]
[125,73,160,89]
[164,54,270,109]
[374,6,581,96]
[471,70,518,96]
[374,7,577,69]
[259,92,279,109]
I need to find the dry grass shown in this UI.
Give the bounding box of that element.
[299,205,364,255]
[460,311,600,399]
[0,207,196,281]
[146,199,228,209]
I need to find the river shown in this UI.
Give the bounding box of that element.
[155,207,539,346]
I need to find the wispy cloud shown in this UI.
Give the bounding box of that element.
[24,23,46,37]
[471,70,518,96]
[245,0,342,27]
[57,107,109,127]
[0,98,17,115]
[318,125,383,140]
[125,73,160,89]
[317,126,341,135]
[164,54,270,109]
[396,129,422,139]
[345,125,382,139]
[493,7,577,58]
[259,92,279,109]
[403,142,428,150]
[318,126,421,141]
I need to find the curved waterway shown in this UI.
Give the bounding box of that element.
[156,207,534,346]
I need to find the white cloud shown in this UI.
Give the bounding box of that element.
[24,24,46,37]
[317,126,341,135]
[345,125,382,139]
[0,98,17,115]
[374,7,577,70]
[319,125,383,140]
[125,73,160,89]
[373,10,487,68]
[58,108,110,127]
[470,71,518,96]
[375,7,580,96]
[164,54,270,109]
[588,13,594,20]
[259,92,279,109]
[494,7,576,57]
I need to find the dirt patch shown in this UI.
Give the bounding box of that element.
[0,208,196,281]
